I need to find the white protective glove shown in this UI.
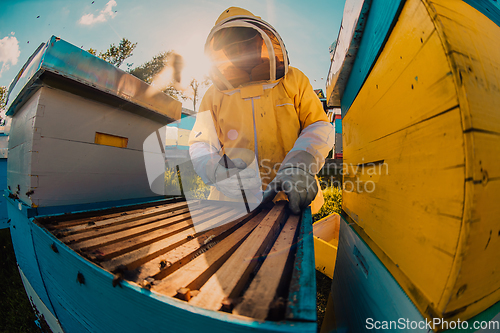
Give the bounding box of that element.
[206,156,262,199]
[269,151,319,215]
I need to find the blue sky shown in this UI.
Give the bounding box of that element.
[0,0,344,105]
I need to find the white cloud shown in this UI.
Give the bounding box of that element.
[0,35,20,78]
[79,0,117,26]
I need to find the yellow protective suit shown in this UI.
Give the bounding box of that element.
[188,7,333,213]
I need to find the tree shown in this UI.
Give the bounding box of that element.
[129,51,170,84]
[189,78,211,112]
[87,48,98,56]
[163,86,187,103]
[87,38,137,69]
[0,86,7,125]
[91,39,212,106]
[130,51,188,102]
[0,86,7,112]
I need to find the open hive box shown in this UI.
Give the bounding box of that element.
[37,198,316,325]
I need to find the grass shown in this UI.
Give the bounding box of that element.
[316,271,333,331]
[0,228,40,333]
[313,186,342,222]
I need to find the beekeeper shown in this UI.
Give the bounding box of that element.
[188,7,334,215]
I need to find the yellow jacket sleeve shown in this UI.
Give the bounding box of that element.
[281,67,330,130]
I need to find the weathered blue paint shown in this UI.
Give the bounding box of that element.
[31,220,316,332]
[18,267,64,333]
[166,145,190,151]
[328,215,500,332]
[6,36,179,123]
[32,195,173,219]
[330,215,428,332]
[441,301,500,333]
[326,0,372,108]
[5,42,46,115]
[334,119,342,134]
[5,189,171,219]
[9,192,317,332]
[7,198,57,316]
[179,113,196,130]
[0,159,9,229]
[464,0,500,28]
[340,0,406,117]
[285,207,317,322]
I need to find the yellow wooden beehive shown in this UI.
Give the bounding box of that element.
[342,0,500,323]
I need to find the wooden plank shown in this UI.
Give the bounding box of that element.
[44,199,190,230]
[428,1,500,175]
[59,205,199,244]
[343,11,450,149]
[431,1,500,135]
[445,178,500,314]
[233,214,300,320]
[72,212,192,251]
[51,201,195,234]
[151,210,270,297]
[423,0,500,319]
[71,205,226,251]
[463,0,500,28]
[285,208,317,322]
[100,209,259,275]
[343,109,464,303]
[84,206,243,261]
[188,202,288,311]
[47,212,130,230]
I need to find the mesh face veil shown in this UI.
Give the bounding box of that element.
[205,9,289,91]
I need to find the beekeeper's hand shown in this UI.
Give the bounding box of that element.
[270,151,319,214]
[206,157,262,198]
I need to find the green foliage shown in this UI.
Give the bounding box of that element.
[129,51,188,102]
[317,174,342,190]
[129,51,212,110]
[0,86,6,114]
[100,38,137,68]
[88,38,137,68]
[163,86,187,102]
[87,48,98,56]
[313,185,342,222]
[89,39,212,109]
[164,163,210,200]
[129,51,170,84]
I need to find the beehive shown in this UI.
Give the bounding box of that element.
[340,0,500,322]
[5,36,181,208]
[38,199,316,326]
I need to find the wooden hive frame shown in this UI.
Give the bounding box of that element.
[37,198,317,325]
